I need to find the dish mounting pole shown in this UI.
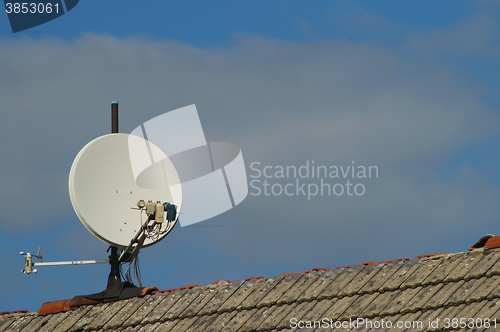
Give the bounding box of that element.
[107,101,121,291]
[82,100,145,301]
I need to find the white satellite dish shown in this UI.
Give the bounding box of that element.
[20,102,182,303]
[68,133,182,248]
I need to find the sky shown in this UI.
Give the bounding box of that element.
[0,1,499,312]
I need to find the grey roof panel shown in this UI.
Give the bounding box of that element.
[400,259,440,289]
[216,281,260,313]
[164,316,196,332]
[152,319,181,332]
[401,284,443,312]
[274,301,317,330]
[161,288,203,320]
[378,287,421,316]
[465,250,500,279]
[137,322,161,332]
[279,273,322,303]
[358,262,405,294]
[287,299,318,322]
[378,260,421,292]
[485,276,500,300]
[0,318,13,332]
[0,314,35,332]
[67,304,111,332]
[46,306,92,332]
[445,277,485,306]
[288,299,318,325]
[437,303,467,321]
[8,316,35,332]
[217,308,259,331]
[456,299,488,323]
[341,292,379,319]
[202,310,237,332]
[180,288,217,317]
[317,266,365,300]
[237,278,281,310]
[466,276,500,302]
[18,314,51,332]
[122,325,137,332]
[33,311,71,332]
[323,295,359,320]
[480,302,500,332]
[9,247,500,332]
[444,253,483,281]
[473,298,500,321]
[298,299,335,324]
[424,280,464,309]
[486,255,500,277]
[197,280,245,315]
[184,313,217,332]
[256,275,300,307]
[422,253,464,283]
[235,307,274,331]
[338,265,383,297]
[360,290,402,317]
[141,290,187,325]
[411,308,444,332]
[259,303,299,331]
[213,309,258,331]
[84,297,134,330]
[104,297,149,330]
[300,270,340,301]
[122,294,166,327]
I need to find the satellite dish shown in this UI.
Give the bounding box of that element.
[20,102,183,301]
[69,133,182,248]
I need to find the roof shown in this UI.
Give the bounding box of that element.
[2,235,500,332]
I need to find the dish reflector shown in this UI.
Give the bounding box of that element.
[69,134,182,247]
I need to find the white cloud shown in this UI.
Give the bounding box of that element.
[409,14,500,55]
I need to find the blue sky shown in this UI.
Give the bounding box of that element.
[0,1,499,312]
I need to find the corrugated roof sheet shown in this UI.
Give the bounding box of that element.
[2,241,500,331]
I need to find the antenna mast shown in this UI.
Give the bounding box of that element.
[111,100,119,134]
[107,100,123,294]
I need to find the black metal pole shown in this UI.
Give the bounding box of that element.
[111,100,119,134]
[108,100,121,288]
[106,246,121,289]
